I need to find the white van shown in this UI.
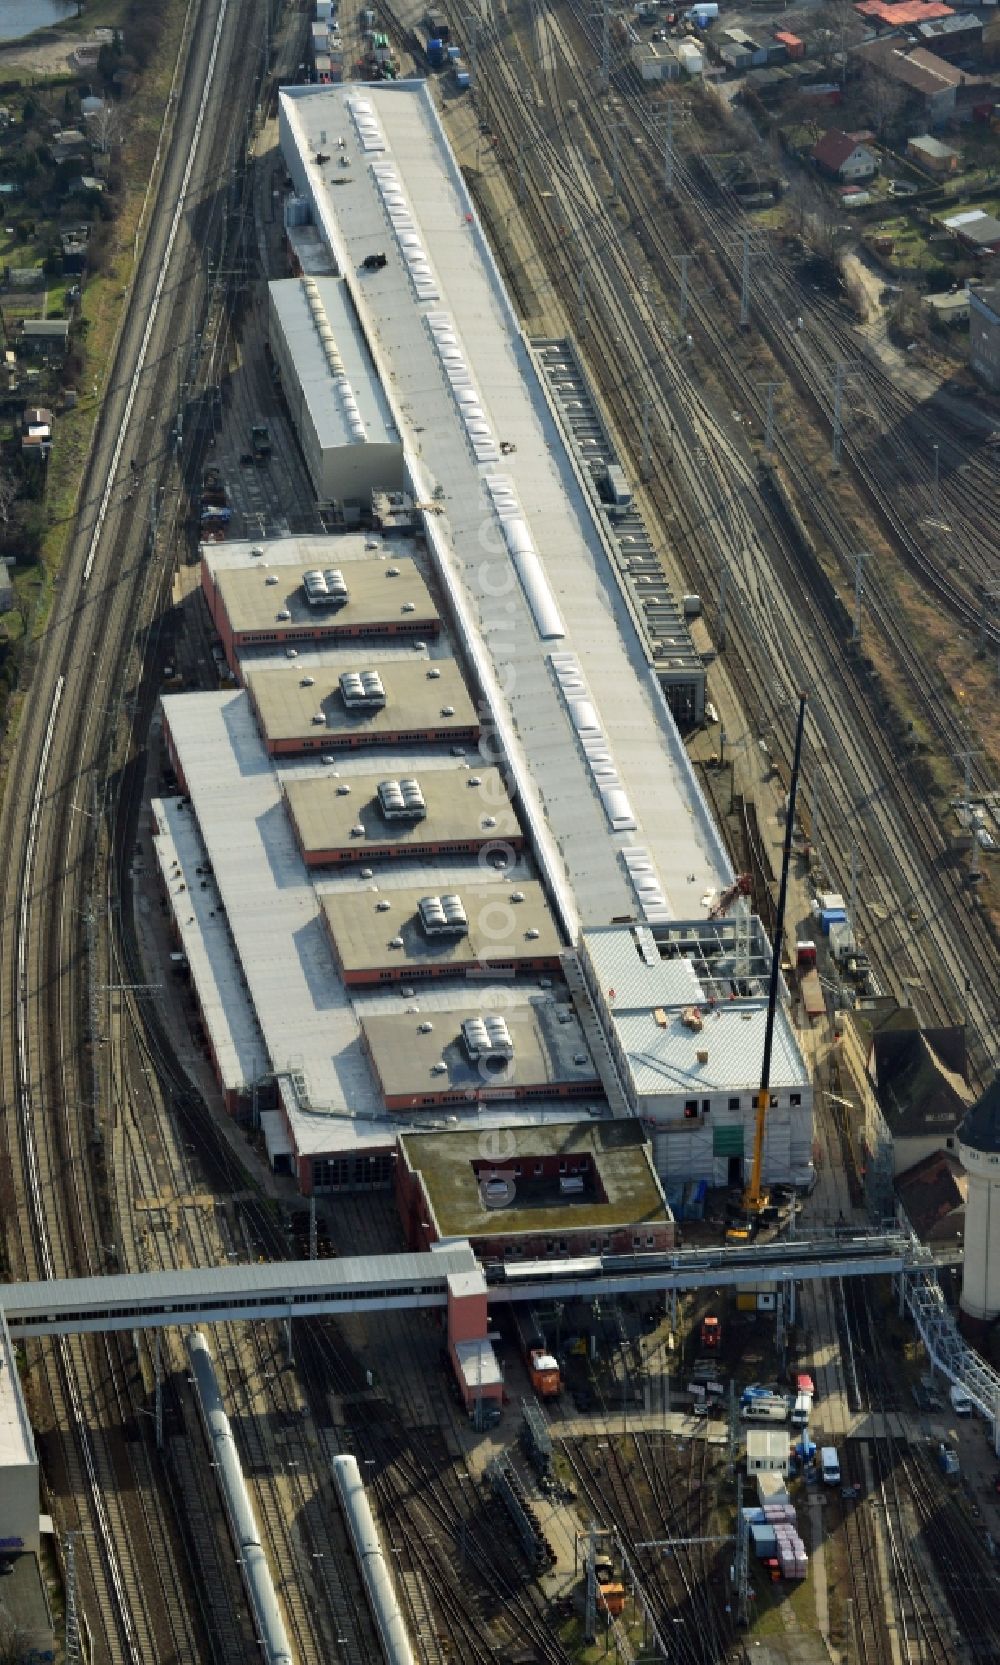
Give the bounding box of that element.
[949,1384,973,1417]
[790,1392,812,1427]
[820,1446,840,1485]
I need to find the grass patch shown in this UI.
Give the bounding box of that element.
[0,0,189,755]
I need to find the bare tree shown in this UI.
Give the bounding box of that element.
[89,101,122,156]
[0,468,17,537]
[861,65,908,142]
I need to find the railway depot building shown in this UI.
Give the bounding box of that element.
[147,82,812,1196]
[200,536,440,678]
[580,923,813,1192]
[395,1121,675,1259]
[267,274,403,504]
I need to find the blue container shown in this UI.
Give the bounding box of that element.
[426,36,445,67]
[819,909,847,934]
[447,42,461,59]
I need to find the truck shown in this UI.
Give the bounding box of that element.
[949,1383,973,1417]
[790,1392,812,1428]
[700,1314,721,1351]
[529,1347,562,1399]
[251,422,271,462]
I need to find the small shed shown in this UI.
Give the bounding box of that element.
[0,558,14,613]
[907,133,960,174]
[746,1428,790,1475]
[756,1470,791,1508]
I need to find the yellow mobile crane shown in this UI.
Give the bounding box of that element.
[727,692,808,1244]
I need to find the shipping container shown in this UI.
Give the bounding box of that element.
[425,36,446,67]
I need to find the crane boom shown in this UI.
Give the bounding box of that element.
[745,691,808,1216]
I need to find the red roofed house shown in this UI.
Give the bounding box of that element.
[854,0,954,26]
[812,128,878,181]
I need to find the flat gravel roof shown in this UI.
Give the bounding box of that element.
[361,995,600,1101]
[401,1118,670,1238]
[321,878,561,975]
[246,658,477,745]
[283,764,518,858]
[212,554,437,638]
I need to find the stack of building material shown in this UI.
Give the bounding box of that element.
[773,1520,808,1579]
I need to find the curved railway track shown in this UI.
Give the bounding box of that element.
[0,1,293,1657]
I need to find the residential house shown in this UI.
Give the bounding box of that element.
[915,11,984,58]
[51,128,91,167]
[907,132,961,171]
[923,286,972,323]
[22,405,53,459]
[855,0,955,28]
[942,207,1000,253]
[969,283,1000,390]
[812,127,878,180]
[895,1149,966,1244]
[854,39,982,127]
[19,319,70,360]
[842,1004,973,1213]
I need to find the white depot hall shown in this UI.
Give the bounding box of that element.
[278,81,731,929]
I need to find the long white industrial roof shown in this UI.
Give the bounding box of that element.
[279,83,731,927]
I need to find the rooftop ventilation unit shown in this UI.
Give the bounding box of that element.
[418,893,469,938]
[461,1014,514,1066]
[377,777,426,821]
[339,669,387,709]
[302,568,349,609]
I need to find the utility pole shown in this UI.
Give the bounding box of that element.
[464,14,479,89]
[932,441,941,521]
[956,748,983,883]
[849,841,859,928]
[831,361,860,470]
[658,102,675,193]
[759,381,781,460]
[640,396,653,482]
[675,252,695,335]
[609,121,627,199]
[585,1524,598,1643]
[600,0,611,91]
[154,1328,163,1450]
[980,581,1000,678]
[851,551,871,646]
[739,228,752,330]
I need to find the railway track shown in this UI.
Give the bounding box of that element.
[560,1433,748,1665]
[840,1277,985,1664]
[0,1,304,1656]
[443,1,999,1085]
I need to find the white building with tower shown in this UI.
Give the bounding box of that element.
[958,1075,1000,1329]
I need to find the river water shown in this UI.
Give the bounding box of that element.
[0,1,77,44]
